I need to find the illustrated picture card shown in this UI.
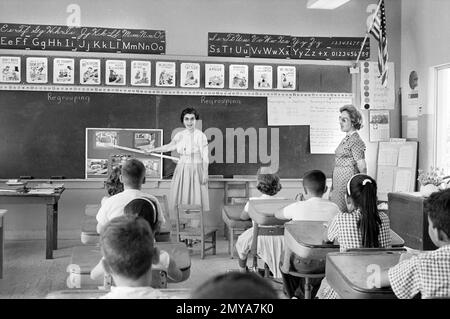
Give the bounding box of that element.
[229,64,248,89]
[254,65,273,90]
[80,59,100,85]
[277,65,296,90]
[53,58,74,84]
[0,56,21,83]
[205,63,224,88]
[131,60,151,86]
[156,61,176,87]
[105,60,126,85]
[26,57,47,83]
[180,62,200,88]
[86,159,109,177]
[95,131,118,148]
[134,132,157,151]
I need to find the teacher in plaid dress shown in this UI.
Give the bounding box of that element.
[330,105,367,213]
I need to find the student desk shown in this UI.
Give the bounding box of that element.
[326,251,402,299]
[283,221,405,273]
[388,192,437,250]
[0,188,65,259]
[0,209,6,278]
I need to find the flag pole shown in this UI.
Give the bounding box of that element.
[353,0,383,67]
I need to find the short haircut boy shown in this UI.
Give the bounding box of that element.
[302,170,326,195]
[121,159,145,189]
[425,188,450,238]
[100,215,155,280]
[191,271,278,299]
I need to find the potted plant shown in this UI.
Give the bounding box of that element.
[417,167,450,197]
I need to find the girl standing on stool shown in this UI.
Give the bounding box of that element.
[149,107,210,213]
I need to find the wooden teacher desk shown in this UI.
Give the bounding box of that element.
[0,188,65,259]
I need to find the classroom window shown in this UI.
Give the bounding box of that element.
[435,65,450,174]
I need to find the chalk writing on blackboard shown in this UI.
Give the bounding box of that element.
[0,23,165,54]
[47,92,90,104]
[208,32,370,61]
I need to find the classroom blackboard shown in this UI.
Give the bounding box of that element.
[0,65,351,179]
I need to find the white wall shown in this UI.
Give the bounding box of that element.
[0,0,402,238]
[401,0,450,175]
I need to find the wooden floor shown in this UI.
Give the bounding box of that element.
[0,237,285,298]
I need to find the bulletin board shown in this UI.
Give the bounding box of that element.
[376,141,418,201]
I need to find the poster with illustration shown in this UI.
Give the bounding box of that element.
[205,64,224,88]
[254,65,272,90]
[53,58,74,84]
[156,61,175,87]
[26,57,47,83]
[134,132,156,151]
[277,66,296,90]
[86,128,163,179]
[86,159,109,177]
[95,131,118,148]
[0,56,21,83]
[131,61,151,86]
[180,62,200,88]
[229,64,248,89]
[80,59,100,85]
[105,60,126,85]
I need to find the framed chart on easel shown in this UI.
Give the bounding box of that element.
[376,141,418,201]
[85,128,163,179]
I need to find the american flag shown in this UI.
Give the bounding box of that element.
[369,0,388,87]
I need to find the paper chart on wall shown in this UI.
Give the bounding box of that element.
[398,144,415,168]
[394,169,412,193]
[309,93,353,154]
[267,95,310,126]
[377,145,398,166]
[376,166,395,195]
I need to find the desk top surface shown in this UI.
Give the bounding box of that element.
[285,221,404,248]
[0,187,65,197]
[248,199,296,225]
[327,251,401,290]
[0,209,6,217]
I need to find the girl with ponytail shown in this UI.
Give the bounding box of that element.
[318,173,392,299]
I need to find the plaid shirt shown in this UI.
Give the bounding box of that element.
[388,244,450,299]
[320,209,392,299]
[327,209,391,252]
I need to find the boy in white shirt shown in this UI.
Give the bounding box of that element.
[276,170,340,299]
[275,170,340,222]
[96,159,165,234]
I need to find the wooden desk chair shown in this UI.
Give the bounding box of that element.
[154,195,172,242]
[0,209,6,279]
[250,223,285,277]
[279,261,325,299]
[176,204,217,259]
[222,176,252,258]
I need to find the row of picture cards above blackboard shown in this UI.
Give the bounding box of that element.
[1,55,325,91]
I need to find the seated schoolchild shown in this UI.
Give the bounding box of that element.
[190,271,279,299]
[99,215,168,299]
[101,166,124,206]
[275,170,340,299]
[275,169,340,222]
[235,168,284,277]
[96,158,165,234]
[318,174,391,299]
[378,188,450,298]
[91,198,182,283]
